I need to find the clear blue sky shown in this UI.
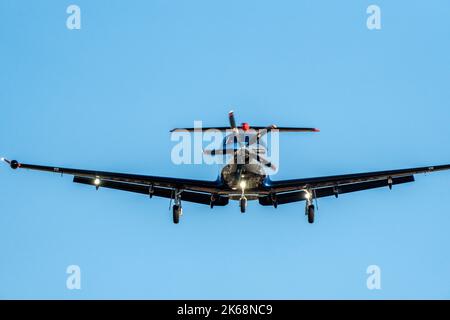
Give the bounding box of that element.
[1,0,450,299]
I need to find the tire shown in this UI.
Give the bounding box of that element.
[307,205,315,224]
[240,198,247,213]
[173,205,181,224]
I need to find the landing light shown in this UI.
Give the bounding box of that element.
[239,181,246,189]
[94,178,101,186]
[0,157,4,162]
[304,190,311,200]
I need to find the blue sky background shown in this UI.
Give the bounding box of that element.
[1,0,450,299]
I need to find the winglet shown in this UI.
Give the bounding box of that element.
[1,158,20,169]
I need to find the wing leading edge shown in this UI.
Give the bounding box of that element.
[2,159,229,206]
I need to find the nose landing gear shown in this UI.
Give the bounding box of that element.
[240,197,247,213]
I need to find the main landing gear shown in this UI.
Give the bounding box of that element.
[173,204,182,224]
[306,204,315,224]
[305,192,315,224]
[240,197,247,213]
[172,190,183,224]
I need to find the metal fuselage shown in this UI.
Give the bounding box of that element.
[217,136,271,199]
[220,163,267,199]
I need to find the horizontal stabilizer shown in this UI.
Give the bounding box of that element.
[170,126,319,133]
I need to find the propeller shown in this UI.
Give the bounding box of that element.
[247,125,277,146]
[223,131,267,148]
[201,111,279,170]
[243,149,277,171]
[253,153,277,171]
[225,110,268,148]
[227,110,248,152]
[202,110,318,171]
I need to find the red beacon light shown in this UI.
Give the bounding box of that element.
[241,122,250,131]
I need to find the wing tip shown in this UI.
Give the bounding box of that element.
[1,157,19,169]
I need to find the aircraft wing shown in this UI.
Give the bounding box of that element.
[1,159,229,206]
[259,164,450,205]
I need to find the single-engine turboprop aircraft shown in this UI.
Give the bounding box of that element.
[2,111,450,224]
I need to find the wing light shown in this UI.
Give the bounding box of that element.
[304,190,311,200]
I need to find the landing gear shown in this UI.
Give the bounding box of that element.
[307,205,315,224]
[173,204,182,224]
[172,189,183,224]
[239,178,247,213]
[240,197,247,213]
[305,191,315,224]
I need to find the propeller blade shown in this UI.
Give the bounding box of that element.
[256,155,277,171]
[223,133,246,145]
[248,134,268,147]
[228,110,237,130]
[245,150,277,171]
[248,147,266,155]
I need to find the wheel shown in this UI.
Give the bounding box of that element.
[173,205,181,224]
[240,197,247,213]
[307,205,315,224]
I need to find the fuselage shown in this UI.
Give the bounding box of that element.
[220,163,267,193]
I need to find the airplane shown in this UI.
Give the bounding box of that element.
[2,111,450,224]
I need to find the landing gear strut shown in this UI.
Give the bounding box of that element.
[240,197,247,213]
[172,189,183,224]
[305,191,315,224]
